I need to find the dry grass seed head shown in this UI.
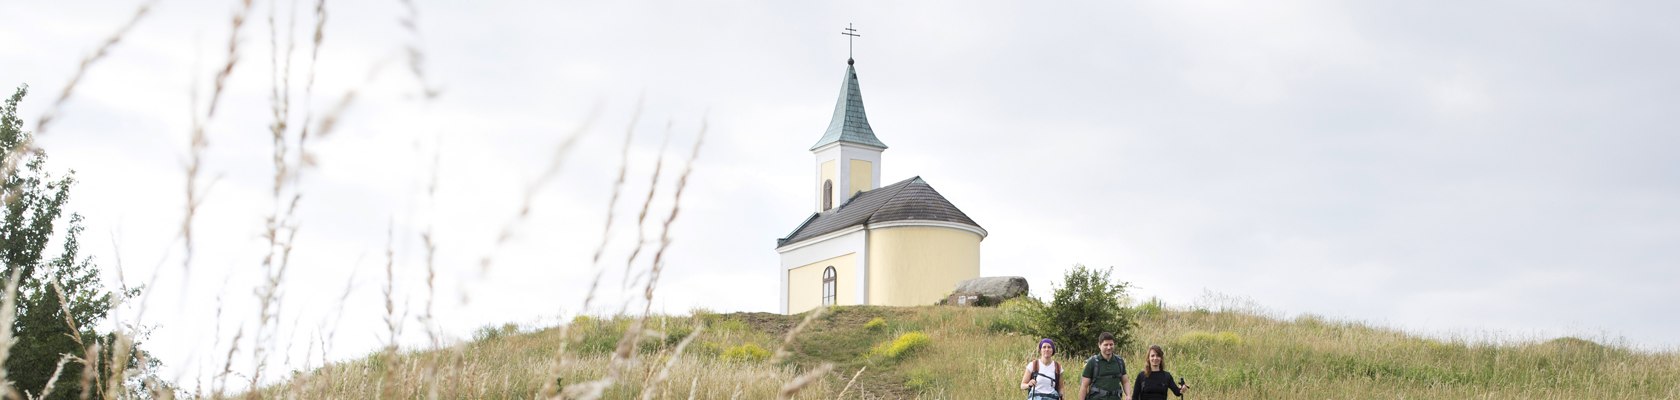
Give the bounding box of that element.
[31,0,156,137]
[835,365,867,399]
[772,305,824,365]
[0,269,23,398]
[775,362,834,400]
[474,104,600,280]
[641,324,705,400]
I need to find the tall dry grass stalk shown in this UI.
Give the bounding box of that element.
[38,282,88,399]
[52,282,86,347]
[395,0,439,100]
[613,120,707,396]
[380,219,403,400]
[641,324,704,400]
[382,221,401,352]
[211,326,245,397]
[771,305,824,365]
[0,0,155,211]
[640,119,704,313]
[78,342,99,400]
[101,334,133,398]
[183,0,256,278]
[318,254,360,370]
[31,0,157,137]
[250,0,316,389]
[775,362,833,400]
[418,142,448,400]
[475,107,600,281]
[593,99,641,268]
[2,0,152,213]
[247,21,349,389]
[619,120,670,291]
[835,365,866,399]
[548,119,706,400]
[537,106,640,399]
[0,269,23,399]
[297,0,327,165]
[13,1,771,398]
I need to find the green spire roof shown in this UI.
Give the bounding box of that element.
[810,60,888,151]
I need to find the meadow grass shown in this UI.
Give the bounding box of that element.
[253,304,1680,399]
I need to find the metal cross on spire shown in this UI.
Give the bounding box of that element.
[841,23,860,64]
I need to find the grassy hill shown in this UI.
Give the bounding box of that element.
[265,304,1680,398]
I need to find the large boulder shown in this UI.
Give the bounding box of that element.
[944,276,1029,306]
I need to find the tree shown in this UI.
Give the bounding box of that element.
[1038,264,1137,357]
[2,84,147,398]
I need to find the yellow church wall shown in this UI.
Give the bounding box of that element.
[820,160,837,210]
[848,159,873,196]
[866,226,981,306]
[787,253,858,314]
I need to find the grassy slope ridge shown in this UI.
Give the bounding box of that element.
[268,305,1680,399]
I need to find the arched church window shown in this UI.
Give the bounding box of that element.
[822,266,837,306]
[823,180,834,211]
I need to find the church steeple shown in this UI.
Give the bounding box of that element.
[811,25,886,213]
[811,59,886,212]
[810,59,888,151]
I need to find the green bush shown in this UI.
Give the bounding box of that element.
[871,331,931,360]
[1040,265,1137,356]
[988,296,1044,334]
[864,317,888,332]
[720,343,770,363]
[663,322,695,347]
[1136,296,1165,317]
[573,319,625,354]
[471,322,520,343]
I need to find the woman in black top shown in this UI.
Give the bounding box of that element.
[1132,345,1189,400]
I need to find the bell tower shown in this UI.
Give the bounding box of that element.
[812,56,886,212]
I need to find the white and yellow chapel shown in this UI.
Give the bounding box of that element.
[776,57,987,314]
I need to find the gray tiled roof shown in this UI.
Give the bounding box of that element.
[809,63,888,150]
[777,176,982,248]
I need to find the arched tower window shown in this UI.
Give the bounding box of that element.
[822,266,837,306]
[822,180,834,211]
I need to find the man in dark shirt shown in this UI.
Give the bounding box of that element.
[1080,332,1128,400]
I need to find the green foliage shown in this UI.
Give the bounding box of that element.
[871,331,930,361]
[472,323,520,343]
[720,343,770,363]
[663,322,695,347]
[1136,296,1165,317]
[2,84,151,399]
[863,317,887,332]
[988,296,1043,334]
[570,317,624,355]
[1039,264,1136,356]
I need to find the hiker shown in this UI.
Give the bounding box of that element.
[1079,332,1128,400]
[1131,345,1188,399]
[1020,338,1063,399]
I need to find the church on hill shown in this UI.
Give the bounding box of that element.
[776,56,987,315]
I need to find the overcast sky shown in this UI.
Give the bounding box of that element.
[5,0,1679,386]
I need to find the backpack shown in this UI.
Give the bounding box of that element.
[1029,359,1062,394]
